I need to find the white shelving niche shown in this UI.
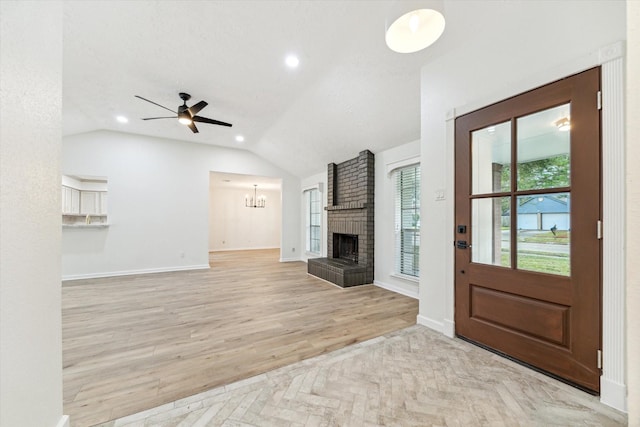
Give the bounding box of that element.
[62,175,109,228]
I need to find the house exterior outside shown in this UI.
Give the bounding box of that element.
[515,195,570,231]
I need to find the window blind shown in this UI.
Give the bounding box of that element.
[395,165,420,277]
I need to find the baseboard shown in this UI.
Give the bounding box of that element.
[279,257,300,262]
[209,246,279,252]
[62,264,210,281]
[600,377,628,413]
[417,314,444,334]
[373,280,418,299]
[56,415,70,427]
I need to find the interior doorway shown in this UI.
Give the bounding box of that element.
[209,172,282,253]
[454,68,602,392]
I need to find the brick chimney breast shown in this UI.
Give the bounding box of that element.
[308,150,374,287]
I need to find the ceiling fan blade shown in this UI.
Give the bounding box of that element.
[188,100,208,117]
[193,115,233,127]
[142,116,177,120]
[187,122,199,133]
[135,95,177,114]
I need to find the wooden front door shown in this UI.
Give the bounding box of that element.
[454,68,602,392]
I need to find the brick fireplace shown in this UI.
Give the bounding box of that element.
[308,150,374,287]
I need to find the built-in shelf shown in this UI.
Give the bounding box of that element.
[62,175,108,227]
[62,214,108,217]
[62,213,108,228]
[62,223,110,229]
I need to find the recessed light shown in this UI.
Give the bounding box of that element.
[285,54,299,68]
[116,115,128,123]
[235,135,245,143]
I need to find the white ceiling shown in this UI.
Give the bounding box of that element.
[62,0,458,178]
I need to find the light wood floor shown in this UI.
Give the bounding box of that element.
[62,249,418,426]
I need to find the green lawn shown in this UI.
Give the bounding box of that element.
[501,252,570,276]
[518,230,570,244]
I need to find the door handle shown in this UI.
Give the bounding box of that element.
[456,240,468,249]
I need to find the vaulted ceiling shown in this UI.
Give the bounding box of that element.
[62,0,457,178]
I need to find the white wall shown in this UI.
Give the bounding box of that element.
[627,2,640,425]
[209,186,281,251]
[300,171,328,262]
[374,140,420,299]
[62,130,300,279]
[0,2,66,427]
[418,0,626,407]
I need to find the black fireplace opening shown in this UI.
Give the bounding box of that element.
[333,233,358,263]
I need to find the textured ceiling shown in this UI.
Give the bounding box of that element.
[62,0,454,178]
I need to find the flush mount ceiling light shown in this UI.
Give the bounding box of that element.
[554,117,571,132]
[116,115,128,123]
[385,0,446,53]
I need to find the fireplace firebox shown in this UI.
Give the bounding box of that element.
[334,234,358,263]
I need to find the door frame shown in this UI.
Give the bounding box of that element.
[434,41,626,411]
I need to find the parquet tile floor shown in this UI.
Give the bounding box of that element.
[96,325,627,427]
[63,250,418,426]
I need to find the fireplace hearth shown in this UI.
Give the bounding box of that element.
[308,150,374,287]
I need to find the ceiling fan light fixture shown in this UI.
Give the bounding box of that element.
[178,112,193,125]
[135,93,233,134]
[385,0,445,53]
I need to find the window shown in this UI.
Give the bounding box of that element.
[304,188,321,254]
[395,165,420,277]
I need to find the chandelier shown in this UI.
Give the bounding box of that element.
[245,184,266,208]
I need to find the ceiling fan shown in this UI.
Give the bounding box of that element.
[135,92,232,133]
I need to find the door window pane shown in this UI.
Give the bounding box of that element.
[516,193,570,276]
[472,121,511,195]
[472,197,510,267]
[517,104,571,191]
